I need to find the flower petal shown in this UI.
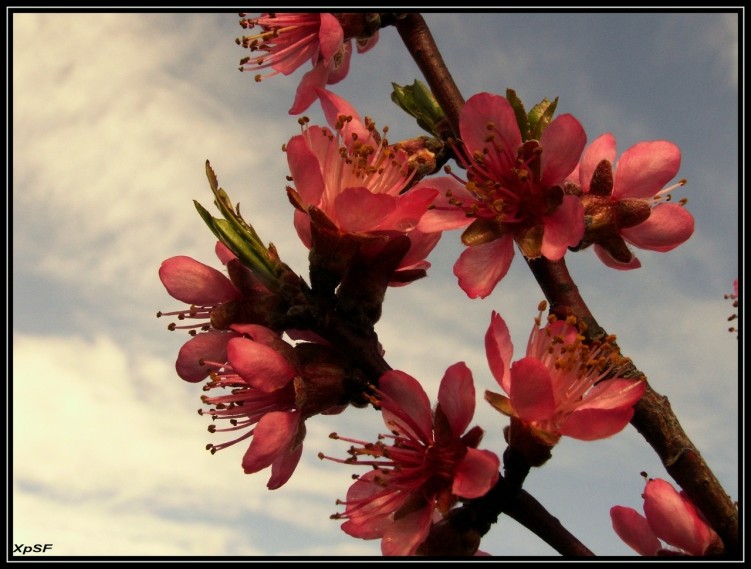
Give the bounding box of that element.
[612,141,681,200]
[159,256,239,305]
[611,506,661,556]
[454,234,515,299]
[227,337,296,392]
[437,362,475,436]
[460,93,520,168]
[288,62,328,114]
[318,13,344,62]
[334,187,396,232]
[242,411,299,474]
[594,243,642,270]
[267,441,304,490]
[509,357,555,422]
[415,177,476,232]
[175,330,236,382]
[541,195,585,260]
[286,132,326,206]
[540,113,587,186]
[485,310,514,394]
[341,471,403,539]
[379,370,433,443]
[559,406,635,440]
[316,88,369,142]
[326,41,352,84]
[452,448,500,499]
[577,378,647,411]
[643,478,714,556]
[621,203,694,252]
[577,133,617,192]
[381,502,433,556]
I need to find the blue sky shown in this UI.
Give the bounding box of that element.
[11,10,740,557]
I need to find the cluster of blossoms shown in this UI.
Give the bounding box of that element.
[158,242,352,489]
[611,477,722,556]
[153,11,727,558]
[322,364,500,556]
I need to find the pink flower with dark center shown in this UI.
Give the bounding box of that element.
[566,133,694,269]
[238,12,379,114]
[416,92,586,298]
[200,324,348,489]
[322,363,500,556]
[484,306,646,448]
[611,478,722,556]
[285,92,441,282]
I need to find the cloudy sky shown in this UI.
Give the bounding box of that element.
[11,10,740,558]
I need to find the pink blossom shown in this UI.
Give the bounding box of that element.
[611,478,722,556]
[485,308,646,445]
[566,133,694,269]
[324,363,500,556]
[285,93,441,282]
[200,324,347,489]
[416,92,586,298]
[238,13,379,114]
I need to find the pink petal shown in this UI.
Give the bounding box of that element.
[242,411,299,474]
[326,41,352,84]
[437,362,475,436]
[227,337,296,392]
[559,406,635,440]
[485,310,514,394]
[316,88,368,141]
[621,203,694,252]
[175,330,236,382]
[611,506,661,556]
[214,241,236,265]
[578,133,617,192]
[381,503,433,556]
[293,209,313,249]
[644,478,713,556]
[379,370,433,443]
[576,378,647,411]
[159,256,240,305]
[397,230,441,270]
[452,448,500,499]
[288,62,328,114]
[612,141,681,200]
[454,235,515,299]
[317,13,344,62]
[378,186,438,231]
[341,471,402,539]
[334,187,396,232]
[286,133,325,206]
[593,243,642,270]
[509,357,556,422]
[540,195,585,260]
[267,441,304,490]
[415,177,475,232]
[460,93,521,168]
[539,113,587,186]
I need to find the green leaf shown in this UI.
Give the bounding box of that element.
[391,80,446,137]
[528,96,559,140]
[506,88,531,141]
